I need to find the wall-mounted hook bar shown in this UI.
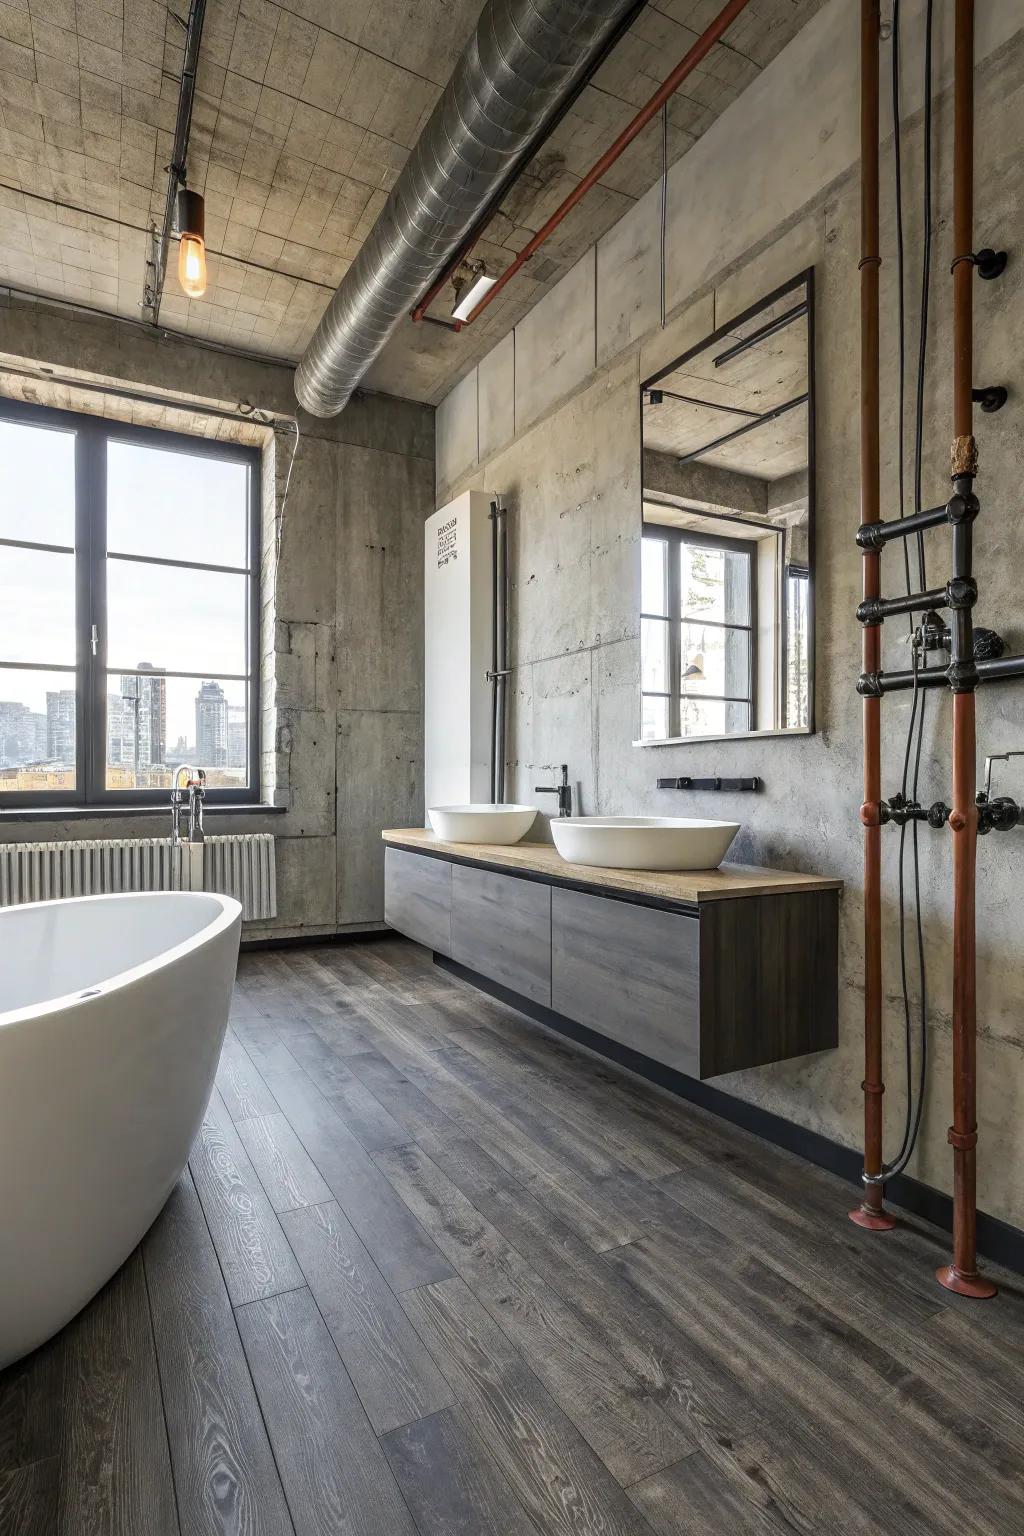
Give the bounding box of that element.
[657,776,761,792]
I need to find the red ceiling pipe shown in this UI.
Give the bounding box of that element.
[414,0,753,327]
[936,0,996,1300]
[850,0,896,1234]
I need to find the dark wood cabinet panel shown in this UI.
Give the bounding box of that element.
[551,888,701,1078]
[452,865,552,1006]
[384,847,452,955]
[699,890,839,1076]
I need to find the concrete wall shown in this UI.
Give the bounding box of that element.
[0,296,433,940]
[432,2,1024,1227]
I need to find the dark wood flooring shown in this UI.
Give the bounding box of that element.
[3,938,1024,1535]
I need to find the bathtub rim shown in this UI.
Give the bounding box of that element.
[0,889,243,1031]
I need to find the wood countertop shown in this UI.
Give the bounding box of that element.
[382,828,842,905]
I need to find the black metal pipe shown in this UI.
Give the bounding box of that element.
[856,501,948,550]
[974,652,1024,683]
[145,0,206,324]
[676,393,808,465]
[495,500,509,803]
[712,301,808,368]
[861,651,1024,695]
[491,500,503,804]
[857,586,948,624]
[645,386,759,420]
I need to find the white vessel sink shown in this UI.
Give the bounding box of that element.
[428,804,538,845]
[550,816,739,871]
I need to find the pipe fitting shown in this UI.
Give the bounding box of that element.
[857,672,883,697]
[946,657,980,693]
[856,522,885,551]
[945,575,978,610]
[946,488,980,525]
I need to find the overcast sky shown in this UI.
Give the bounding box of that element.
[1,420,250,747]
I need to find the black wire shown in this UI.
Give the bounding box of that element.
[892,1,913,607]
[883,0,934,1183]
[913,0,935,588]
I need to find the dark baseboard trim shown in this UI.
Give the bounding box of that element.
[240,927,394,953]
[436,954,1024,1279]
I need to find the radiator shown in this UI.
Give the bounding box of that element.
[0,834,276,921]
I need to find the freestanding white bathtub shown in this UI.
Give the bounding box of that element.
[0,889,242,1368]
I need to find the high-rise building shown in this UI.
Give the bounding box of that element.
[46,690,76,766]
[195,681,228,767]
[0,701,37,767]
[107,666,167,782]
[227,705,247,770]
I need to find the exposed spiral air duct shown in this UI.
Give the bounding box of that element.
[293,0,641,418]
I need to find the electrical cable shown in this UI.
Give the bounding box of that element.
[881,0,934,1183]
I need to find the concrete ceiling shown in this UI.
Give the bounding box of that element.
[643,285,809,480]
[0,0,828,404]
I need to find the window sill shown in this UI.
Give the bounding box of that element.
[0,803,286,823]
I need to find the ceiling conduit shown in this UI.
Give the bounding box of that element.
[293,0,642,418]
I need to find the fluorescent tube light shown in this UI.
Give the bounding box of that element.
[452,272,497,321]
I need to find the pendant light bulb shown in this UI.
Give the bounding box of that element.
[176,188,207,299]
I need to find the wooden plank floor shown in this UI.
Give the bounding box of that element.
[3,937,1024,1536]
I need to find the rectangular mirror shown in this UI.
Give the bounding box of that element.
[638,270,814,744]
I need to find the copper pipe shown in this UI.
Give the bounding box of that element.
[456,0,753,326]
[937,0,995,1299]
[851,0,895,1232]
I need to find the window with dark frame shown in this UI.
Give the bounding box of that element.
[0,398,260,807]
[641,523,757,740]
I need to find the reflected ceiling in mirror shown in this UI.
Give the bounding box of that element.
[638,271,814,745]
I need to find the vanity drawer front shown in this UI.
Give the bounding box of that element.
[384,848,452,955]
[452,866,551,1005]
[551,888,700,1077]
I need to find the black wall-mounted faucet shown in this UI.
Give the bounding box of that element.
[535,764,573,817]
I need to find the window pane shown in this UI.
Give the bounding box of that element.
[0,419,76,546]
[106,559,248,675]
[105,673,248,790]
[0,667,76,791]
[641,695,668,741]
[786,570,810,728]
[107,441,250,568]
[641,617,668,692]
[641,537,667,615]
[681,621,750,701]
[680,540,751,625]
[0,546,76,664]
[679,696,752,736]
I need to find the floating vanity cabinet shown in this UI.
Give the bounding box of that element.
[551,887,836,1078]
[382,832,840,1083]
[451,865,552,1006]
[550,888,701,1076]
[383,846,451,953]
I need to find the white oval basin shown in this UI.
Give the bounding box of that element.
[550,816,739,871]
[429,804,538,845]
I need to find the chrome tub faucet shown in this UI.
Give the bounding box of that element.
[171,766,206,846]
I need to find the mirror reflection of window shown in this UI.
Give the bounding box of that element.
[638,271,813,743]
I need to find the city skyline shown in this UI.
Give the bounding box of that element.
[0,667,247,789]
